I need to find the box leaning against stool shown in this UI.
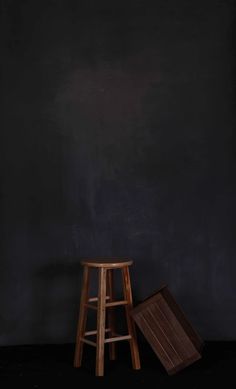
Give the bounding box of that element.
[131,285,203,375]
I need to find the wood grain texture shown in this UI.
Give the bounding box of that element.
[96,267,107,376]
[104,335,131,343]
[81,258,133,268]
[131,286,203,375]
[107,269,116,360]
[161,287,203,352]
[106,300,128,307]
[122,267,141,370]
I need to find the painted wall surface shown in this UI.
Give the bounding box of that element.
[1,0,236,344]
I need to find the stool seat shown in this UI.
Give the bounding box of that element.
[81,258,133,268]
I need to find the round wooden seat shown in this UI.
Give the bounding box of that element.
[81,258,133,268]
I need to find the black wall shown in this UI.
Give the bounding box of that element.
[1,0,236,345]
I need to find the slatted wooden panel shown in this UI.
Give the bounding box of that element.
[131,285,203,375]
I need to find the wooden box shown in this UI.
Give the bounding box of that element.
[131,285,203,375]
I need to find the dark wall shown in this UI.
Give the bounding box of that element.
[1,0,236,345]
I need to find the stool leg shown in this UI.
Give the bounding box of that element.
[96,267,107,376]
[74,266,90,367]
[122,266,141,370]
[107,269,116,360]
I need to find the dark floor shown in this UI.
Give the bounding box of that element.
[0,342,235,388]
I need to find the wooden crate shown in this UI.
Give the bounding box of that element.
[131,285,203,375]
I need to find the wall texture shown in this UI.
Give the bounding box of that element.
[1,0,236,345]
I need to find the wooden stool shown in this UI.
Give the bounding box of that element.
[74,258,141,376]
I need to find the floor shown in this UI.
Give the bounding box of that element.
[0,342,235,388]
